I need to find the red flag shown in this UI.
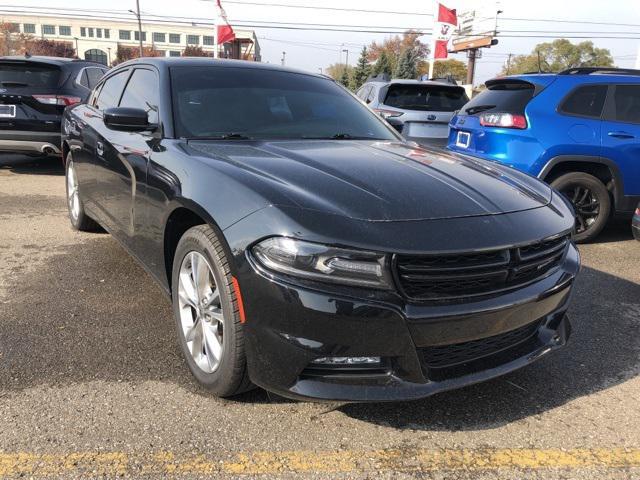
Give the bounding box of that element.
[216,0,236,45]
[433,3,457,59]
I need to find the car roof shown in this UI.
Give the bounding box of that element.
[0,55,104,67]
[116,57,327,79]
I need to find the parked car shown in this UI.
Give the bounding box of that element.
[448,67,640,242]
[0,55,107,157]
[356,77,468,146]
[633,202,640,240]
[62,58,579,402]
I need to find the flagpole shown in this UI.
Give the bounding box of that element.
[213,0,219,58]
[428,0,436,79]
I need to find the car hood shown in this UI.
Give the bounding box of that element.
[187,140,552,222]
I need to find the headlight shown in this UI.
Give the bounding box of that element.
[251,237,393,289]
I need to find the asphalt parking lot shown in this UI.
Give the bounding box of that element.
[0,154,639,479]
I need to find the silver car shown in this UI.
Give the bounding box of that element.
[356,79,469,146]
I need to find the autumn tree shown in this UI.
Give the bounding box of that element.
[501,39,614,75]
[367,30,429,76]
[425,58,468,81]
[26,39,75,58]
[325,63,354,82]
[182,45,211,57]
[0,22,29,55]
[114,44,163,65]
[350,46,371,90]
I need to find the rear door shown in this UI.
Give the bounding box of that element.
[0,60,72,134]
[382,83,468,142]
[601,84,640,196]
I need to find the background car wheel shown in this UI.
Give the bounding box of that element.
[171,224,252,397]
[65,153,100,232]
[551,172,611,243]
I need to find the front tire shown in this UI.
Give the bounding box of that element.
[65,153,99,232]
[551,172,611,243]
[171,225,251,397]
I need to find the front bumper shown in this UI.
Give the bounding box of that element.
[0,130,61,155]
[240,243,580,402]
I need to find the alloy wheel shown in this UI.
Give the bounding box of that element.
[66,160,80,223]
[177,251,225,373]
[562,185,600,234]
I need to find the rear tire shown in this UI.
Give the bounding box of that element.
[551,172,611,243]
[65,152,100,232]
[171,224,252,397]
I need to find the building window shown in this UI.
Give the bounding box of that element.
[169,50,181,57]
[187,35,199,45]
[84,49,108,66]
[152,32,166,43]
[134,31,146,42]
[119,30,131,40]
[203,35,215,46]
[104,29,110,39]
[59,25,71,36]
[23,23,36,34]
[169,33,180,44]
[42,25,56,35]
[88,27,94,37]
[96,28,102,38]
[80,27,86,37]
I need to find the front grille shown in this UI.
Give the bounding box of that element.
[395,235,569,301]
[421,320,543,369]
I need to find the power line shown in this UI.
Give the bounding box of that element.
[223,0,433,17]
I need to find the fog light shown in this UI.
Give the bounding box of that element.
[311,356,381,366]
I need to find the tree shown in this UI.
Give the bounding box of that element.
[426,59,468,82]
[0,22,32,56]
[501,39,614,75]
[350,46,371,90]
[26,39,75,58]
[372,51,392,78]
[367,30,429,75]
[114,44,162,65]
[339,67,350,87]
[325,63,354,82]
[183,45,211,57]
[393,47,418,79]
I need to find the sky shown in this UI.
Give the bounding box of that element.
[11,0,640,83]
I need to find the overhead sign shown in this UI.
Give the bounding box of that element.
[451,7,497,53]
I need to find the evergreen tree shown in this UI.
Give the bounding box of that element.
[393,47,418,79]
[350,46,372,90]
[372,51,392,78]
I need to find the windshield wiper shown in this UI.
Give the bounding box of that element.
[1,81,29,87]
[302,134,383,140]
[465,104,496,115]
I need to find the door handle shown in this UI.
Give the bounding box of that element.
[96,141,104,156]
[607,131,635,139]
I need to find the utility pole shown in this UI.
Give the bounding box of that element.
[537,49,542,73]
[73,37,79,57]
[128,0,144,57]
[342,48,349,67]
[506,53,512,75]
[281,51,286,66]
[466,49,478,85]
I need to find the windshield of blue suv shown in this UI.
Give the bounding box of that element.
[170,66,399,141]
[383,84,469,112]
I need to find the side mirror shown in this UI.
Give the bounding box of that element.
[103,107,152,132]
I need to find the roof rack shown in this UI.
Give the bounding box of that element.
[558,67,640,76]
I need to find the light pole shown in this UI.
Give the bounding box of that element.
[73,37,79,57]
[342,48,349,66]
[281,51,286,66]
[128,0,144,57]
[107,47,112,65]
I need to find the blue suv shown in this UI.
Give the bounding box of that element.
[448,67,640,242]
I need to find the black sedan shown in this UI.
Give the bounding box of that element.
[61,58,580,402]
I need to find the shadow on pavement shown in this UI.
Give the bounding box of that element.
[0,232,638,428]
[0,153,64,176]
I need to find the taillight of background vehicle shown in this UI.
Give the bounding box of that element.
[479,112,528,129]
[33,94,82,106]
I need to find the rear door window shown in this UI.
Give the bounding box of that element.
[559,84,607,118]
[461,81,534,116]
[0,62,61,88]
[384,84,468,111]
[86,68,106,89]
[95,70,129,110]
[609,85,640,124]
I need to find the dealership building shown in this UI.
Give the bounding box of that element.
[0,11,261,65]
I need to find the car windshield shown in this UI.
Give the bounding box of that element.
[0,62,61,88]
[383,83,469,112]
[170,66,398,141]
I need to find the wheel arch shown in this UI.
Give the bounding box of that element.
[538,155,623,210]
[163,201,233,294]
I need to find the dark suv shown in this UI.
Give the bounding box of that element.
[0,55,107,157]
